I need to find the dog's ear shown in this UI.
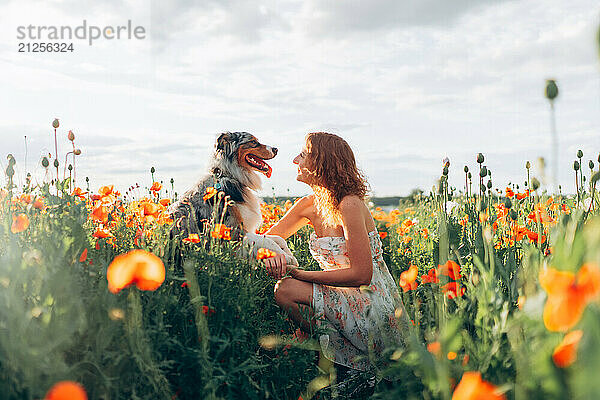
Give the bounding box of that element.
[216,132,231,152]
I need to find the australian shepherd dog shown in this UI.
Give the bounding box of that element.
[170,131,277,240]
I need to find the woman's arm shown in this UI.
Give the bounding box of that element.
[264,195,312,240]
[291,196,373,287]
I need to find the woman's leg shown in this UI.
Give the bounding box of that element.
[274,277,315,332]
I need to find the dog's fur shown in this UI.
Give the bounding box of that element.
[170,132,278,240]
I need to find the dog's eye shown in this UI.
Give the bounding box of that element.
[248,140,260,147]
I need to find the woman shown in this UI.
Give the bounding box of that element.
[262,132,408,388]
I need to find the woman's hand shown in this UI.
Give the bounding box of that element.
[264,254,297,280]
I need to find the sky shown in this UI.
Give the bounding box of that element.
[0,0,599,198]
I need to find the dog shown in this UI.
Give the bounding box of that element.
[170,131,298,265]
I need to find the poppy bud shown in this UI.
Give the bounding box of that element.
[443,157,450,167]
[510,210,518,221]
[573,161,580,171]
[443,166,449,176]
[504,198,512,209]
[477,153,485,164]
[68,164,73,171]
[487,180,492,189]
[480,183,486,193]
[488,169,492,177]
[577,150,583,159]
[74,149,82,155]
[468,172,472,179]
[54,159,59,168]
[545,79,558,100]
[68,130,75,141]
[532,178,540,191]
[5,164,14,177]
[42,157,49,168]
[590,160,595,170]
[170,178,174,184]
[52,118,59,128]
[526,161,531,169]
[86,177,89,183]
[150,167,155,174]
[480,166,487,177]
[464,166,468,173]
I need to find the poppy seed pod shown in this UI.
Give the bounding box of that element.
[68,164,73,171]
[526,161,531,169]
[573,161,580,171]
[150,167,155,174]
[577,150,583,159]
[504,198,512,209]
[68,130,75,141]
[477,153,484,164]
[590,160,595,170]
[468,172,472,179]
[53,159,59,168]
[464,166,469,173]
[479,166,487,177]
[532,178,540,191]
[545,79,558,100]
[42,157,49,168]
[74,149,82,155]
[510,210,518,221]
[52,118,59,128]
[480,183,486,193]
[487,180,492,189]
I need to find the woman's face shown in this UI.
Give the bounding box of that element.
[293,146,313,184]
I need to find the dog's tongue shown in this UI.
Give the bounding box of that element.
[264,164,272,178]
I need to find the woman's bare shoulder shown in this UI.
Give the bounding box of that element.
[338,195,366,211]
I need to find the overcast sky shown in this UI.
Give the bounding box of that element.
[1,0,599,197]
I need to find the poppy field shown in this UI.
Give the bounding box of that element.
[1,122,600,400]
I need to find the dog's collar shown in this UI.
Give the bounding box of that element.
[211,167,223,190]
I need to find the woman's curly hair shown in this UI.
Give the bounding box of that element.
[305,132,370,227]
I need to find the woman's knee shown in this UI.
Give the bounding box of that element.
[274,277,294,306]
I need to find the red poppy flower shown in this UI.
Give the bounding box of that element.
[442,282,465,299]
[438,260,462,280]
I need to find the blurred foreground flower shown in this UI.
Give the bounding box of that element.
[107,249,165,294]
[539,264,600,332]
[182,234,201,244]
[452,371,505,400]
[552,330,583,368]
[400,265,418,292]
[11,213,30,233]
[45,381,87,400]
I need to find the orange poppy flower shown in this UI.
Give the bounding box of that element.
[11,213,30,233]
[107,249,165,294]
[421,268,439,284]
[140,201,160,217]
[552,330,583,368]
[203,187,218,202]
[442,282,465,299]
[516,190,529,200]
[400,265,419,292]
[98,185,114,197]
[91,204,109,224]
[257,248,277,259]
[45,381,87,400]
[19,193,33,204]
[93,227,112,238]
[79,248,88,262]
[505,187,514,198]
[427,341,441,356]
[379,231,388,239]
[150,182,162,191]
[72,187,88,200]
[438,260,462,280]
[447,351,457,360]
[540,264,600,332]
[159,198,171,206]
[211,224,232,240]
[452,371,505,400]
[182,234,201,243]
[33,197,45,210]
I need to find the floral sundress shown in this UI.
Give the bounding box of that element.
[310,229,409,371]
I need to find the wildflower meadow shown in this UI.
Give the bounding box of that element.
[2,28,600,400]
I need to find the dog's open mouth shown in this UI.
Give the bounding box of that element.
[245,154,272,178]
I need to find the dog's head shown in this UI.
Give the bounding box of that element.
[216,132,277,178]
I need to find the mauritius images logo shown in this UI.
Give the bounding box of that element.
[16,20,146,46]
